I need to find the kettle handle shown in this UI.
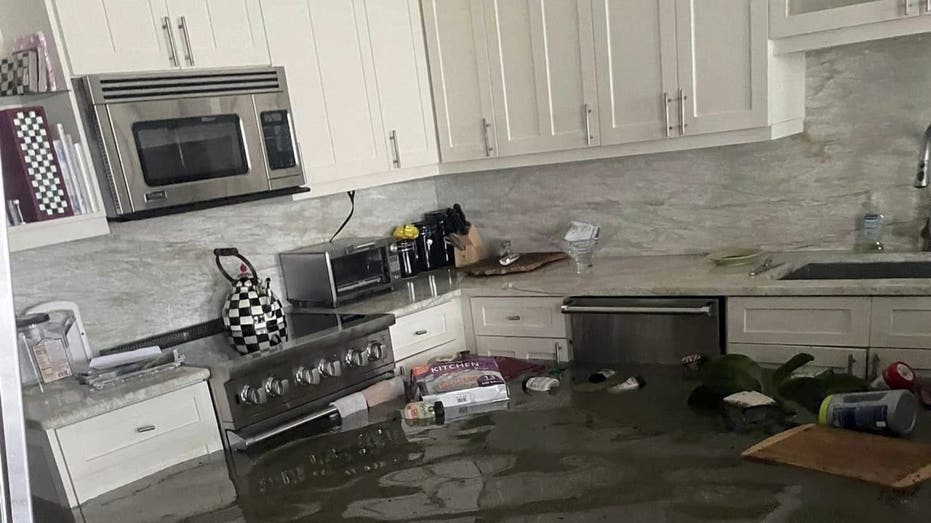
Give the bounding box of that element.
[214,247,257,283]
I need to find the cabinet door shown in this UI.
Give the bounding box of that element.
[422,0,497,162]
[727,297,872,347]
[53,0,174,74]
[364,0,438,169]
[868,347,931,380]
[592,0,679,145]
[770,0,915,38]
[482,0,599,156]
[165,0,269,68]
[728,343,868,378]
[675,0,768,135]
[870,297,931,349]
[263,0,388,184]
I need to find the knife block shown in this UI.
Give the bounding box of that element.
[454,226,489,267]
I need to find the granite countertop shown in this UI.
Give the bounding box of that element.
[23,366,211,430]
[32,251,931,431]
[336,250,931,319]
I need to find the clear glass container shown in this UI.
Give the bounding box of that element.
[16,313,74,388]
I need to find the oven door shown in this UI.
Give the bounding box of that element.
[331,246,395,305]
[104,94,272,213]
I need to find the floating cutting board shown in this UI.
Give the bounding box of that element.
[461,252,569,277]
[742,424,931,489]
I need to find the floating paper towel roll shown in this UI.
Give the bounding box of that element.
[331,392,369,430]
[361,376,405,407]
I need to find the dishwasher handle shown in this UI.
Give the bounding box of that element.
[560,304,713,316]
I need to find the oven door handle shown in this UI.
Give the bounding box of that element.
[228,405,339,451]
[560,304,713,316]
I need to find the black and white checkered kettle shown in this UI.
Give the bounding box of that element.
[214,248,287,355]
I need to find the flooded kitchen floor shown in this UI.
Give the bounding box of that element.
[56,365,931,522]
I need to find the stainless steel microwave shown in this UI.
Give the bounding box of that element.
[280,238,402,308]
[75,67,306,219]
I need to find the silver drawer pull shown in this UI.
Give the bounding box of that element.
[506,315,521,321]
[414,329,428,336]
[135,425,156,433]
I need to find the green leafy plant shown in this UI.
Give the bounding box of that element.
[688,352,868,414]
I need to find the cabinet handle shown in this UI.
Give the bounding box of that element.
[506,315,521,321]
[481,117,494,156]
[414,329,428,336]
[926,0,930,14]
[905,0,911,15]
[846,354,856,376]
[162,17,179,67]
[583,103,593,146]
[663,92,671,138]
[389,130,401,168]
[870,353,881,381]
[178,16,195,66]
[678,88,687,135]
[135,425,156,433]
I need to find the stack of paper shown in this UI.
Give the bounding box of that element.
[53,124,98,215]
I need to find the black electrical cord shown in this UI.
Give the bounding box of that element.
[328,190,356,243]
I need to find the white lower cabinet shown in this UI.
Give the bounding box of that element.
[32,382,221,507]
[868,347,931,379]
[728,343,867,378]
[391,300,467,369]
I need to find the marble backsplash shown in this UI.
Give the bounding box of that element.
[434,34,931,257]
[11,180,438,349]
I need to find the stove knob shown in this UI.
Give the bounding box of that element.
[345,349,366,368]
[318,358,342,377]
[265,376,290,397]
[240,385,268,406]
[295,366,321,386]
[366,341,384,361]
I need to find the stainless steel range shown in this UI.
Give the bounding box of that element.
[205,310,396,453]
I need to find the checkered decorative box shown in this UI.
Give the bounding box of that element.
[0,106,73,222]
[0,49,40,96]
[222,276,288,354]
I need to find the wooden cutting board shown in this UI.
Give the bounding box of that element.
[461,252,569,277]
[742,424,931,489]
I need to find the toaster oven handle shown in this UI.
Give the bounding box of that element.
[348,241,377,252]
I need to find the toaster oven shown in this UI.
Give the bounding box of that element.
[279,238,401,308]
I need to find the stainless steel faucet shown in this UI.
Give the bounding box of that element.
[915,124,931,188]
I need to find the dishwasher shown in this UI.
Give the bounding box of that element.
[561,297,724,364]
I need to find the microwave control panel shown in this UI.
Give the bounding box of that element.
[261,110,297,171]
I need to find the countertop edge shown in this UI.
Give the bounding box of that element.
[26,366,212,431]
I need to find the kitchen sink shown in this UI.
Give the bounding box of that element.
[780,261,931,280]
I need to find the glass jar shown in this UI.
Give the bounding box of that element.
[16,313,73,386]
[396,239,420,279]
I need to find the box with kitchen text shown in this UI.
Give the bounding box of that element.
[410,357,509,409]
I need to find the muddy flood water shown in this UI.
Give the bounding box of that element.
[66,365,931,522]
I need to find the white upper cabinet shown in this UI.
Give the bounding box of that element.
[482,0,599,156]
[263,0,388,185]
[164,0,269,68]
[675,0,768,135]
[53,0,174,74]
[422,0,497,162]
[52,0,268,75]
[770,0,916,38]
[364,0,438,169]
[592,0,678,145]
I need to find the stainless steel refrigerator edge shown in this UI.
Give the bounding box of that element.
[562,297,724,365]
